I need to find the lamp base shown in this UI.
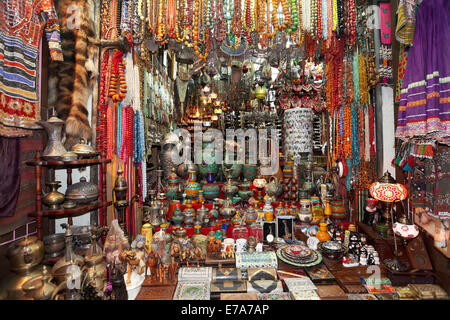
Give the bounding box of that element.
[383,257,409,273]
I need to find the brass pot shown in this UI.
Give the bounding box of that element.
[83,254,107,291]
[6,236,44,274]
[71,139,98,157]
[42,181,65,210]
[21,267,58,300]
[0,265,45,300]
[65,177,99,204]
[43,233,65,256]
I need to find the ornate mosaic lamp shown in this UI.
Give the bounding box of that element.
[369,171,409,272]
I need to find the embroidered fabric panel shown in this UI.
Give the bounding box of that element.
[0,0,62,131]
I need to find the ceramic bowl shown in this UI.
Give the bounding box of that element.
[317,241,347,260]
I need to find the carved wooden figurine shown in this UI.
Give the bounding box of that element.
[145,252,161,281]
[119,250,142,285]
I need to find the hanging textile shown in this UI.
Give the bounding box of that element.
[0,0,63,136]
[395,0,450,143]
[0,137,21,217]
[395,44,410,104]
[379,2,392,86]
[395,0,421,46]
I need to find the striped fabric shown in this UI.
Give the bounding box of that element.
[395,0,450,144]
[0,0,63,135]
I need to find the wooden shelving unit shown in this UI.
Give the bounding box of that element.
[27,152,112,240]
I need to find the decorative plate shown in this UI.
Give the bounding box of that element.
[277,245,323,267]
[306,225,320,237]
[280,249,319,265]
[286,244,311,257]
[306,236,320,250]
[173,281,211,300]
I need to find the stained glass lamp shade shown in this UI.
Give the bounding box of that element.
[369,171,410,272]
[369,182,408,202]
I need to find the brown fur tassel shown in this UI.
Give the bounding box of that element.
[50,0,97,149]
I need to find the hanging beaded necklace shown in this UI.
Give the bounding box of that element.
[325,0,332,48]
[343,104,351,159]
[351,51,360,104]
[298,0,304,44]
[321,0,327,40]
[97,50,111,154]
[311,0,317,38]
[156,0,166,42]
[214,0,226,42]
[167,0,177,38]
[358,54,368,106]
[302,0,311,33]
[332,0,337,31]
[207,0,214,31]
[350,104,360,167]
[316,0,322,39]
[286,0,298,33]
[347,0,356,45]
[336,0,343,38]
[279,0,291,31]
[358,106,365,164]
[244,0,252,43]
[192,0,209,60]
[231,0,242,38]
[120,0,131,35]
[109,51,127,103]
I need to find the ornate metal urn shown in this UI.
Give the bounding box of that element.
[36,110,66,160]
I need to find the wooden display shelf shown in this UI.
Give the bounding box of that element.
[29,201,113,218]
[28,152,111,240]
[26,158,110,168]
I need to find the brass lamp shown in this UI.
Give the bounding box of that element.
[114,165,129,240]
[369,171,409,272]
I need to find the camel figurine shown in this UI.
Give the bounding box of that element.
[225,244,235,259]
[190,244,204,267]
[182,246,192,267]
[145,252,161,281]
[212,240,222,258]
[169,241,182,262]
[168,259,178,281]
[119,250,141,285]
[157,262,166,282]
